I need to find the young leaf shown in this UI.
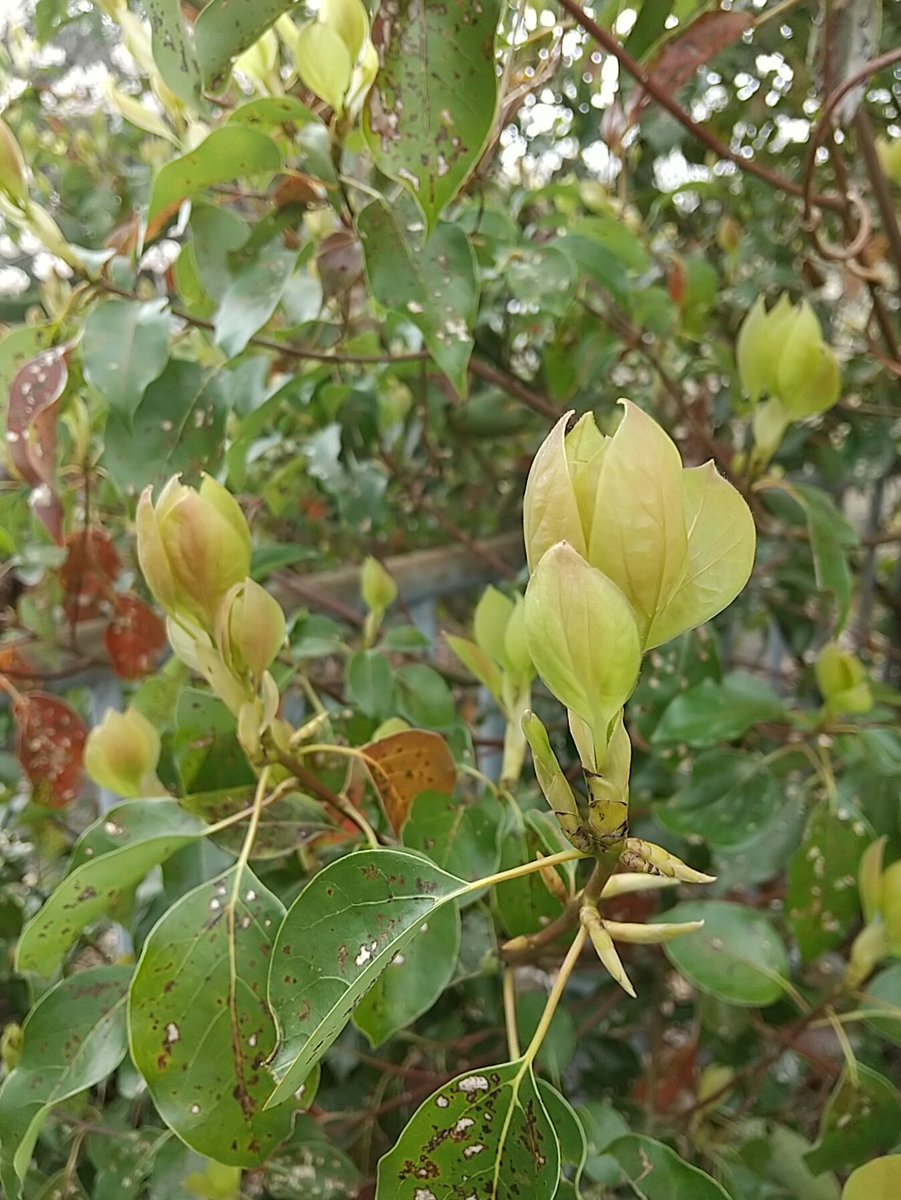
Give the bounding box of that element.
[843,1156,901,1200]
[363,0,501,227]
[267,849,465,1107]
[364,729,457,834]
[128,867,293,1166]
[353,898,461,1047]
[375,1059,560,1199]
[0,965,131,1200]
[16,800,209,976]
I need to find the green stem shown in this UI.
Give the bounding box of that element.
[521,927,587,1069]
[465,847,588,894]
[503,969,521,1060]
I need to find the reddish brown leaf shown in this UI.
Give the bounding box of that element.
[363,729,457,835]
[104,593,167,679]
[667,257,687,308]
[60,528,122,621]
[628,12,754,125]
[0,641,36,688]
[15,691,87,808]
[6,347,70,544]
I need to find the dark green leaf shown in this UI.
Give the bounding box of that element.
[0,966,131,1199]
[194,0,313,92]
[537,1082,586,1197]
[82,299,170,422]
[805,1065,901,1175]
[347,650,396,719]
[376,1059,560,1200]
[660,750,782,850]
[652,673,785,748]
[146,0,202,106]
[363,0,501,227]
[129,868,293,1166]
[517,991,577,1079]
[395,663,457,728]
[654,900,790,1007]
[607,1135,734,1198]
[266,1115,362,1199]
[865,963,901,1046]
[16,801,209,976]
[358,200,478,394]
[214,244,299,357]
[403,790,501,886]
[791,483,858,632]
[267,850,465,1106]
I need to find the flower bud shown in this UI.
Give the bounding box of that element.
[524,542,641,761]
[293,0,373,116]
[84,705,163,798]
[361,556,397,617]
[815,642,873,716]
[502,595,532,684]
[775,302,841,417]
[845,920,888,990]
[859,836,886,924]
[1,1023,22,1073]
[522,710,592,852]
[581,905,636,998]
[882,859,901,953]
[216,578,286,685]
[736,294,795,403]
[620,837,716,884]
[137,475,252,631]
[0,116,28,206]
[606,918,704,944]
[474,586,515,665]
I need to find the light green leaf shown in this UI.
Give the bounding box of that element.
[843,1155,901,1200]
[354,899,461,1047]
[357,199,478,394]
[267,849,465,1107]
[147,127,282,229]
[376,1059,560,1200]
[363,0,501,227]
[0,966,131,1200]
[82,299,170,422]
[607,1135,733,1199]
[346,649,396,719]
[194,0,313,93]
[16,801,209,977]
[790,483,858,633]
[129,868,293,1166]
[214,244,298,357]
[654,900,790,1007]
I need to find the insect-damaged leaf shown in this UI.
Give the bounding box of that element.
[266,849,465,1107]
[16,800,210,976]
[105,593,167,680]
[363,0,501,228]
[194,0,313,94]
[128,867,293,1166]
[14,692,87,809]
[7,347,68,543]
[376,1059,560,1200]
[364,729,458,834]
[357,198,478,395]
[0,965,131,1200]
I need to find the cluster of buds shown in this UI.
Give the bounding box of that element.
[846,837,901,990]
[737,294,841,467]
[518,402,756,993]
[137,476,286,756]
[447,586,535,785]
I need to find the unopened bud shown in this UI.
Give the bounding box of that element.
[620,837,716,885]
[845,921,888,990]
[581,905,636,998]
[361,556,397,617]
[0,115,28,206]
[84,706,163,798]
[216,578,286,685]
[1,1022,22,1072]
[606,918,704,944]
[815,642,873,716]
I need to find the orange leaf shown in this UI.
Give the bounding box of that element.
[105,594,167,679]
[60,528,122,621]
[363,730,457,835]
[15,692,87,808]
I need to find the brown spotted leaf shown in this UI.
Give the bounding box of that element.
[129,867,294,1165]
[628,11,754,126]
[15,692,87,808]
[364,729,457,834]
[60,528,122,622]
[267,850,465,1107]
[376,1058,560,1199]
[105,594,167,679]
[6,347,69,543]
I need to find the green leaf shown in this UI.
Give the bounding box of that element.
[395,663,457,728]
[266,1115,362,1199]
[843,1156,901,1200]
[147,127,281,229]
[16,801,209,976]
[353,898,461,1047]
[805,1065,901,1175]
[0,323,57,402]
[651,673,785,748]
[787,802,871,962]
[376,1059,560,1200]
[538,1082,586,1197]
[403,790,501,887]
[214,243,299,357]
[82,299,170,422]
[660,750,782,850]
[194,0,312,93]
[517,991,577,1079]
[791,483,858,633]
[0,965,131,1199]
[358,199,478,394]
[578,1101,630,1186]
[103,359,230,495]
[146,0,202,106]
[183,787,332,861]
[347,649,396,720]
[267,849,465,1107]
[607,1135,734,1199]
[654,900,790,1007]
[865,963,901,1046]
[494,814,565,938]
[128,867,293,1166]
[228,96,317,130]
[363,0,501,227]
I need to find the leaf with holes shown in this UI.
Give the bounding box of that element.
[787,802,872,962]
[805,1065,901,1175]
[363,730,458,834]
[105,594,167,680]
[14,692,87,809]
[376,1059,560,1200]
[358,198,478,394]
[267,850,466,1107]
[363,0,501,227]
[129,867,292,1165]
[82,300,170,423]
[0,965,131,1200]
[354,898,461,1048]
[7,347,68,542]
[16,800,210,976]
